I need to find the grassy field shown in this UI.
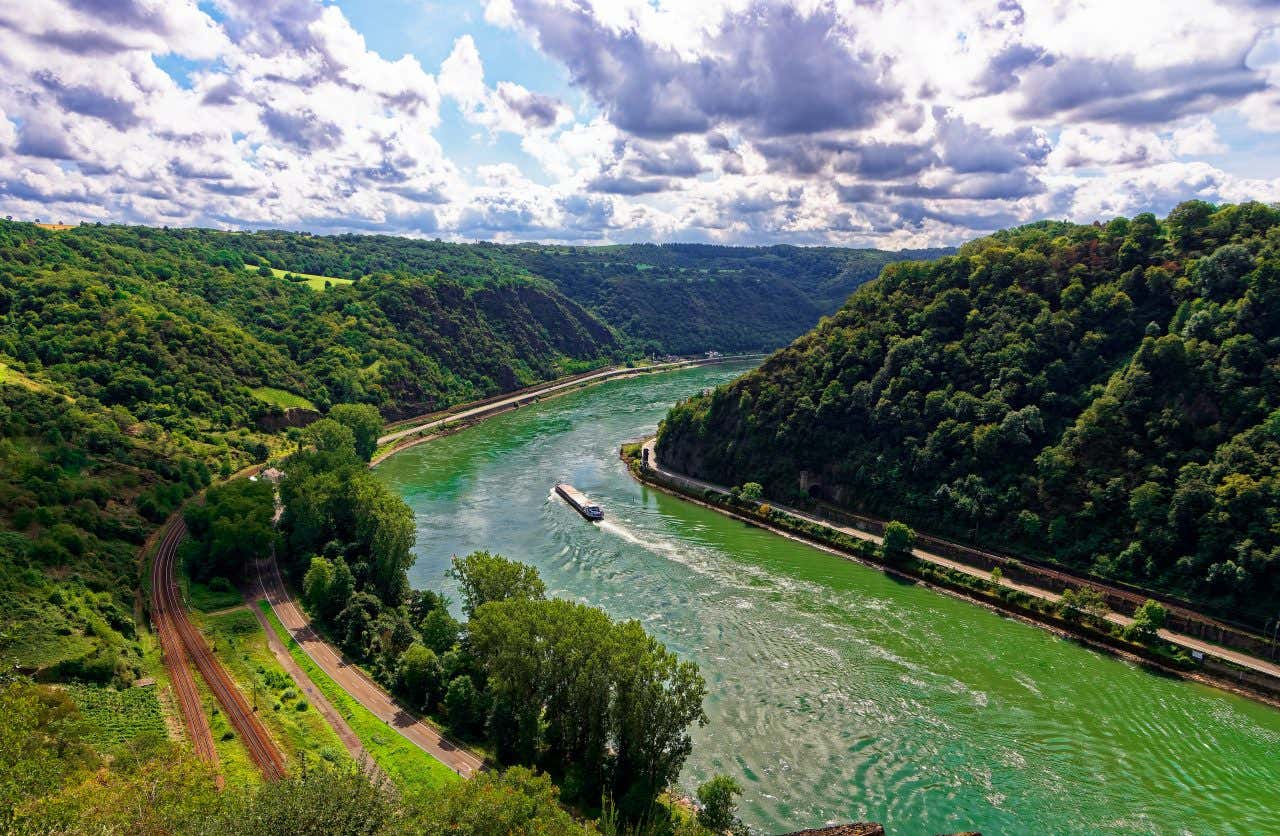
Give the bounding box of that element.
[257,601,459,791]
[64,682,167,748]
[250,386,317,412]
[246,265,355,292]
[197,608,353,773]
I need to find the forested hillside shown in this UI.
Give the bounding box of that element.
[0,216,931,714]
[0,222,621,425]
[659,202,1280,620]
[140,226,945,354]
[509,243,951,353]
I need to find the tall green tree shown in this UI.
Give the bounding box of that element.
[329,403,383,462]
[449,550,547,619]
[183,478,278,581]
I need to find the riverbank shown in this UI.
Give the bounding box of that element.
[624,440,1280,709]
[374,361,1280,833]
[371,355,764,466]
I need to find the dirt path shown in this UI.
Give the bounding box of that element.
[254,557,485,778]
[245,589,385,781]
[641,439,1280,682]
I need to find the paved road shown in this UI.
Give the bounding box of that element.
[255,556,485,778]
[246,588,384,780]
[378,358,760,448]
[152,519,287,780]
[641,440,1280,681]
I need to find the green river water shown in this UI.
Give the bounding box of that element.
[374,362,1280,834]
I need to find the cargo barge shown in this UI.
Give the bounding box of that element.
[555,483,604,521]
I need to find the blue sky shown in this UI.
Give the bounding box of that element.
[0,1,1277,246]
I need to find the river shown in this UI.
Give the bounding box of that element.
[374,361,1280,834]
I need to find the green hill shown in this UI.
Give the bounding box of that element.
[658,201,1280,621]
[0,222,621,425]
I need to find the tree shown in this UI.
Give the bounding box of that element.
[610,619,707,819]
[1124,599,1167,643]
[397,644,444,711]
[419,607,461,656]
[696,774,743,833]
[467,579,707,819]
[222,766,396,836]
[403,767,586,835]
[329,403,383,462]
[183,479,278,581]
[1057,587,1108,622]
[449,551,547,619]
[1,682,97,829]
[327,556,356,621]
[444,675,484,735]
[739,482,763,501]
[305,418,357,461]
[335,591,383,656]
[302,556,335,616]
[882,520,915,559]
[350,476,416,605]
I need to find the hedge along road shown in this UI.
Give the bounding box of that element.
[373,359,1280,835]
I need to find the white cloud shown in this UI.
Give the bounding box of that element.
[0,0,1277,246]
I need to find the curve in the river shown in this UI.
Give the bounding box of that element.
[374,361,1280,835]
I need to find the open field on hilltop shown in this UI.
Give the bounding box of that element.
[196,607,353,772]
[257,601,458,791]
[247,265,355,291]
[250,386,318,412]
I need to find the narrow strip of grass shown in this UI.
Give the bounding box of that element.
[192,663,259,788]
[257,600,459,791]
[200,608,353,772]
[186,578,244,613]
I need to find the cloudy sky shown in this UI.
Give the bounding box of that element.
[1,0,1278,247]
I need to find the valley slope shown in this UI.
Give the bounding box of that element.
[658,201,1280,621]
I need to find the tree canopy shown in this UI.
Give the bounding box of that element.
[659,202,1280,622]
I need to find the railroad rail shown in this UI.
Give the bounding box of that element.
[152,518,287,781]
[150,520,219,773]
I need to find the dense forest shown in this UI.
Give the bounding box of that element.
[0,221,942,429]
[508,243,950,354]
[659,201,1280,622]
[0,222,620,426]
[131,225,944,354]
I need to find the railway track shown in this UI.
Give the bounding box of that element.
[151,518,287,781]
[150,520,219,771]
